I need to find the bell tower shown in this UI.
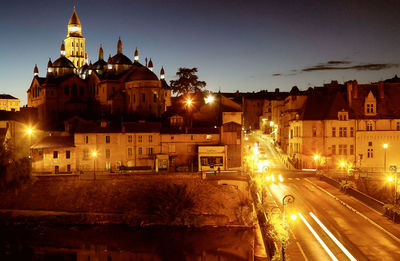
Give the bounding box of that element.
[64,6,87,68]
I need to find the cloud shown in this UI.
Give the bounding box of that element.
[272,60,399,77]
[302,62,399,72]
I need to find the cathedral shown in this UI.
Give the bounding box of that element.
[27,8,171,126]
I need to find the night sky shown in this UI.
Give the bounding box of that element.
[1,0,400,105]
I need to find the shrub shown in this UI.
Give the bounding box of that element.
[146,184,195,225]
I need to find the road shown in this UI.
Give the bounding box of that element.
[247,132,400,260]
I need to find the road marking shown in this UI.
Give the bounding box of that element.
[290,230,309,261]
[309,212,357,261]
[298,212,338,261]
[305,178,400,244]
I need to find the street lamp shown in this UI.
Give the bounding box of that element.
[26,127,34,159]
[204,94,214,104]
[92,151,97,181]
[383,143,388,174]
[387,174,398,206]
[282,194,295,261]
[314,154,320,170]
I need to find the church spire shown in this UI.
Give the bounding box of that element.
[148,59,153,72]
[60,42,65,56]
[160,66,165,79]
[67,6,82,37]
[65,7,85,68]
[34,64,39,76]
[117,37,123,54]
[134,48,139,62]
[99,44,104,60]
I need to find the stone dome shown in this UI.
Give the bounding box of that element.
[110,53,132,65]
[52,56,76,68]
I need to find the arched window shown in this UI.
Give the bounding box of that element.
[366,121,373,131]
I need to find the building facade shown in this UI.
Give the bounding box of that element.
[0,94,20,112]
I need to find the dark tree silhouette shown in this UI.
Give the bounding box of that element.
[170,67,206,95]
[0,141,31,191]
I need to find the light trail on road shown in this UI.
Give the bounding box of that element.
[298,212,338,261]
[309,212,357,261]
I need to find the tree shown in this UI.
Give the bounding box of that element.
[0,141,31,191]
[170,67,206,95]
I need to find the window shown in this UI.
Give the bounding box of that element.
[332,127,336,137]
[171,136,174,140]
[397,122,400,131]
[350,127,354,137]
[331,145,336,155]
[85,136,89,144]
[339,127,343,137]
[53,151,58,159]
[368,141,372,146]
[138,136,142,143]
[106,149,110,159]
[312,127,316,137]
[366,122,373,131]
[367,148,374,158]
[153,94,157,102]
[128,135,132,143]
[138,147,142,155]
[338,144,343,155]
[149,135,152,143]
[128,148,132,157]
[148,147,153,155]
[206,135,212,140]
[191,135,194,140]
[66,150,70,159]
[350,145,354,155]
[83,149,89,159]
[106,136,110,143]
[343,145,347,155]
[343,127,347,137]
[67,164,71,172]
[142,93,145,103]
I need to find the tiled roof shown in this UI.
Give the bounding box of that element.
[31,136,74,149]
[0,94,18,100]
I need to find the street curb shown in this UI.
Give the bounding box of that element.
[305,178,400,244]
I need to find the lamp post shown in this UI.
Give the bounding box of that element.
[92,151,97,181]
[282,194,295,261]
[383,143,388,174]
[314,154,320,170]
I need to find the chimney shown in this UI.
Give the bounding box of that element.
[353,80,358,98]
[346,81,352,107]
[378,81,384,99]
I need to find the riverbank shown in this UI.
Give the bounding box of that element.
[0,174,255,227]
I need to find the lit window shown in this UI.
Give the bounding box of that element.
[206,135,212,140]
[339,127,343,137]
[366,122,373,131]
[343,127,347,137]
[148,148,153,155]
[106,136,110,143]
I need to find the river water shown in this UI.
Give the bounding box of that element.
[0,225,255,261]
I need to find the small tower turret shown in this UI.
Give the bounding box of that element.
[107,55,112,69]
[117,37,122,54]
[99,44,104,60]
[34,64,39,76]
[148,59,153,72]
[60,42,65,56]
[134,48,139,62]
[160,66,165,79]
[47,58,53,77]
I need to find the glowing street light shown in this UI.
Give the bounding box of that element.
[92,151,97,181]
[204,94,215,104]
[383,143,388,174]
[314,154,320,170]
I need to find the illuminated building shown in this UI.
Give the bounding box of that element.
[27,8,171,125]
[0,94,20,112]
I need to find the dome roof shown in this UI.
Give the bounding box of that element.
[52,56,76,68]
[110,53,132,65]
[93,59,107,70]
[128,66,159,81]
